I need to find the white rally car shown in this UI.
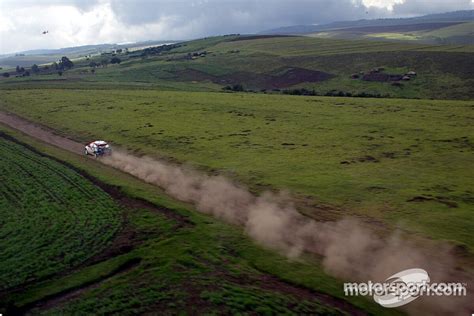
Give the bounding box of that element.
[84,140,111,157]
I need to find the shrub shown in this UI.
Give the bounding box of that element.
[110,57,121,64]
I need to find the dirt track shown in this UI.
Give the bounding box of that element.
[0,111,83,153]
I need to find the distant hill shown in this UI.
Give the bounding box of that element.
[2,34,473,100]
[260,10,474,35]
[0,40,177,68]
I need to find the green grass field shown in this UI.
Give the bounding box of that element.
[1,89,472,252]
[308,21,474,45]
[0,132,121,291]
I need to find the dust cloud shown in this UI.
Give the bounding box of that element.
[103,150,471,315]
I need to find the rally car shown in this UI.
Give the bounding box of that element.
[84,140,111,157]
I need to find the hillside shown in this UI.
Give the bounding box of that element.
[1,35,473,100]
[261,10,474,35]
[0,40,176,68]
[261,10,474,45]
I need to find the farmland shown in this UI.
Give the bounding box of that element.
[0,132,121,291]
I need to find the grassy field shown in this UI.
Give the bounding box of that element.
[0,125,400,315]
[308,21,474,45]
[1,35,473,99]
[0,132,121,291]
[1,89,472,253]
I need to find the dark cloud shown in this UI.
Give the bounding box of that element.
[108,0,377,37]
[107,0,473,38]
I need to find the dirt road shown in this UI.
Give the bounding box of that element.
[0,111,84,153]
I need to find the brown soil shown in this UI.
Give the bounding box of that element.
[0,111,82,153]
[175,67,333,89]
[362,72,403,82]
[407,195,458,208]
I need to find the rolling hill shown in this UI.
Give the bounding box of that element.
[261,10,474,45]
[2,34,473,100]
[0,40,177,69]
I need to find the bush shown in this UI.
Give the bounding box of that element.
[59,56,74,70]
[110,57,121,64]
[282,88,318,96]
[223,84,244,92]
[31,64,40,73]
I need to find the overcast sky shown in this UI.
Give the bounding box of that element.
[0,0,473,54]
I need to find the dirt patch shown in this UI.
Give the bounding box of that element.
[8,258,142,315]
[362,73,403,82]
[191,253,366,316]
[175,67,333,89]
[257,274,366,316]
[270,67,334,88]
[407,195,458,208]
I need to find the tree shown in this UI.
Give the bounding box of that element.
[52,62,59,70]
[58,71,63,76]
[3,72,10,78]
[16,65,25,73]
[59,56,74,70]
[101,59,109,68]
[89,61,98,68]
[110,57,121,64]
[31,64,40,73]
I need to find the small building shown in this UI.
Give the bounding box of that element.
[402,75,411,81]
[407,71,417,76]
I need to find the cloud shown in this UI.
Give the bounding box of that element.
[360,0,405,10]
[0,0,472,54]
[392,0,474,15]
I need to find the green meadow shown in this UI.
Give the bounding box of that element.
[1,89,472,251]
